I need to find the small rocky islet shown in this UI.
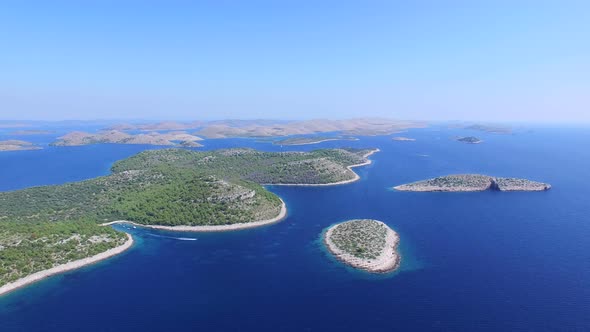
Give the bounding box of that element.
[394,174,551,192]
[324,219,400,273]
[0,140,41,152]
[456,136,483,144]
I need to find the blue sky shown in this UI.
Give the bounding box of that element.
[0,1,588,122]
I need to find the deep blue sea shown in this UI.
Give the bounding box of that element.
[1,126,589,331]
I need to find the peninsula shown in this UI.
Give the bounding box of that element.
[393,174,551,192]
[51,130,204,147]
[0,147,377,292]
[324,219,400,273]
[262,148,379,186]
[0,147,377,227]
[0,140,41,152]
[0,220,131,295]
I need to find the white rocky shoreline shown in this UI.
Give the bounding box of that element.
[264,148,380,187]
[0,233,134,296]
[324,220,400,273]
[103,199,287,232]
[0,148,377,296]
[394,174,551,192]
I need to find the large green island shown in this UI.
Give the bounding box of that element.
[394,174,551,192]
[0,147,378,293]
[324,219,400,273]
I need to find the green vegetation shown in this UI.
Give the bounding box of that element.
[0,147,374,286]
[0,147,374,227]
[328,219,388,260]
[0,220,127,285]
[111,147,372,185]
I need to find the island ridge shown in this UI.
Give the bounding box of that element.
[0,140,42,152]
[0,147,378,292]
[51,130,204,147]
[394,174,551,192]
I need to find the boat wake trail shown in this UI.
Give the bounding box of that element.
[146,233,197,241]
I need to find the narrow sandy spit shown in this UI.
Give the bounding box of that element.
[263,148,380,187]
[324,222,400,273]
[0,233,134,296]
[103,199,287,232]
[277,137,359,146]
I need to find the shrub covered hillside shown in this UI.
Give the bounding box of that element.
[0,220,127,285]
[0,148,375,227]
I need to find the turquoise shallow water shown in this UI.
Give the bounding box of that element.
[0,127,589,331]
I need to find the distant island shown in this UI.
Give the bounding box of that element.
[272,136,358,146]
[0,147,378,293]
[51,130,204,147]
[0,140,41,152]
[394,174,551,192]
[448,123,513,134]
[456,136,483,144]
[392,136,416,142]
[107,121,203,131]
[0,123,28,129]
[10,130,54,135]
[324,219,400,273]
[464,124,512,134]
[194,118,426,138]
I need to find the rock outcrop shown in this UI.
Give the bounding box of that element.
[394,174,551,192]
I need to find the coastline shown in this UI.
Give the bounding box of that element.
[276,137,359,146]
[264,148,380,187]
[102,198,287,232]
[323,221,400,273]
[394,175,551,192]
[393,185,490,192]
[0,148,374,295]
[0,233,134,297]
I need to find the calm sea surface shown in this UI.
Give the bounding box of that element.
[0,127,589,331]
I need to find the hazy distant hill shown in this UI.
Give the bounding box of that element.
[194,118,426,138]
[51,130,203,147]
